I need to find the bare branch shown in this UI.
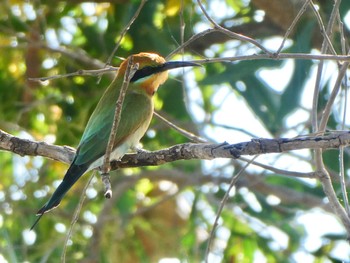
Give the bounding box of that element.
[62,172,95,262]
[194,53,350,64]
[276,0,311,54]
[28,66,118,82]
[0,129,75,164]
[205,156,257,262]
[312,0,350,238]
[2,129,349,170]
[196,0,271,54]
[105,0,147,66]
[154,111,207,143]
[112,132,350,169]
[101,56,138,198]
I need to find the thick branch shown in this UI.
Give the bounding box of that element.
[0,129,75,164]
[1,129,350,170]
[113,132,350,169]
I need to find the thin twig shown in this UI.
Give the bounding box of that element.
[167,28,217,59]
[176,0,194,133]
[339,147,350,216]
[309,0,337,56]
[337,11,347,56]
[101,56,138,198]
[318,59,349,131]
[193,53,350,64]
[179,0,185,55]
[238,156,315,178]
[28,67,118,82]
[338,10,350,216]
[312,0,350,238]
[26,52,350,85]
[105,0,147,67]
[61,172,95,263]
[315,151,350,235]
[205,156,258,262]
[154,111,207,143]
[311,0,342,132]
[196,0,271,55]
[276,0,311,54]
[210,122,258,139]
[44,44,105,68]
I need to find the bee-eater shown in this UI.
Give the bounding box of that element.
[31,52,198,229]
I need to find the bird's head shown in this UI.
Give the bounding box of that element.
[117,52,198,95]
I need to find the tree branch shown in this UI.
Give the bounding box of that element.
[0,129,75,164]
[1,129,350,171]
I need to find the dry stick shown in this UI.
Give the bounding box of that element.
[167,28,217,59]
[337,8,350,216]
[319,60,349,131]
[211,122,258,138]
[28,67,118,82]
[312,0,350,236]
[311,0,342,131]
[309,0,337,56]
[205,156,258,263]
[314,149,350,235]
[27,53,350,84]
[339,147,350,215]
[177,0,192,135]
[179,0,185,53]
[238,156,316,179]
[61,172,95,263]
[168,28,350,63]
[255,0,337,57]
[177,0,197,125]
[5,130,350,170]
[196,0,271,55]
[327,60,350,217]
[193,53,350,64]
[105,0,147,67]
[153,111,207,143]
[101,57,138,198]
[44,44,105,69]
[338,11,347,56]
[160,0,201,139]
[275,0,311,54]
[96,0,146,85]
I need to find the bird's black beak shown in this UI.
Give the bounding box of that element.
[131,61,200,82]
[161,61,201,71]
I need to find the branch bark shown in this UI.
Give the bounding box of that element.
[1,128,350,170]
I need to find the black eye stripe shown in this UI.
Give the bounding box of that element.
[130,65,166,82]
[130,61,199,82]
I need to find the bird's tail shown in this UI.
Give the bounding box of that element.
[30,163,88,230]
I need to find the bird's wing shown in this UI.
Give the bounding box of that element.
[73,92,152,167]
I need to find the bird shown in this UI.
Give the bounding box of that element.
[30,52,198,229]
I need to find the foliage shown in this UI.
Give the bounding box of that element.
[0,0,350,262]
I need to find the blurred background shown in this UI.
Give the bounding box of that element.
[0,0,350,262]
